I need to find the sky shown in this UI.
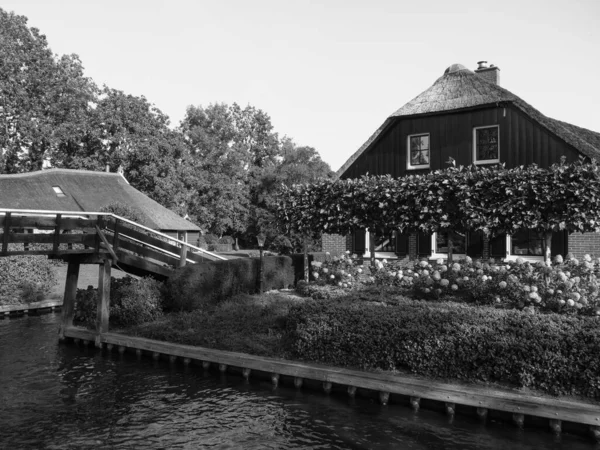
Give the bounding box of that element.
[3,0,599,172]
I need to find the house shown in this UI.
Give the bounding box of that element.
[324,62,600,261]
[0,168,201,244]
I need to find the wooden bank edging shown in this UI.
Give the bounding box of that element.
[0,300,62,316]
[63,326,600,436]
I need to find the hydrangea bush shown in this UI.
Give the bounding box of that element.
[310,251,364,289]
[403,254,600,316]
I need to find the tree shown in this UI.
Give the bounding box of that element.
[0,8,96,173]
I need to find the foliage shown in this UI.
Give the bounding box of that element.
[99,201,143,223]
[0,252,56,304]
[277,159,600,263]
[269,235,292,254]
[128,293,297,357]
[218,235,235,245]
[309,251,364,289]
[203,234,219,245]
[165,256,294,311]
[285,295,600,399]
[74,276,164,327]
[365,255,600,317]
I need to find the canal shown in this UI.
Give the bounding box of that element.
[1,312,597,449]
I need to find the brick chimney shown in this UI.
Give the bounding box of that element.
[474,61,500,85]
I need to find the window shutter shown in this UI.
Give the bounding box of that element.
[490,233,506,258]
[551,230,567,257]
[396,232,409,256]
[417,232,431,256]
[353,229,366,254]
[466,231,483,257]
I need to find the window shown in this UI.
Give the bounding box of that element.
[408,133,430,169]
[373,230,396,253]
[473,125,499,164]
[435,231,466,254]
[511,230,544,256]
[52,186,66,197]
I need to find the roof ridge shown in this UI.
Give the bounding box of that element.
[0,168,121,178]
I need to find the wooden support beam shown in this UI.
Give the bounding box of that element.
[294,377,303,389]
[271,373,280,388]
[95,260,111,348]
[549,419,562,434]
[410,397,421,412]
[2,212,10,253]
[379,391,390,406]
[178,232,187,268]
[52,214,62,253]
[445,402,456,416]
[476,407,488,421]
[95,225,119,262]
[243,368,251,380]
[112,219,120,252]
[323,381,332,394]
[513,413,525,428]
[202,361,210,370]
[58,261,80,340]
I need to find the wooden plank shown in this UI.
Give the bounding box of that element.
[112,219,120,252]
[112,239,178,266]
[2,212,10,253]
[7,233,88,244]
[96,260,111,346]
[178,231,187,268]
[114,250,174,278]
[95,226,119,262]
[58,261,79,340]
[63,327,600,427]
[108,225,182,256]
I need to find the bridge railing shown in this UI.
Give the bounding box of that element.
[0,208,226,269]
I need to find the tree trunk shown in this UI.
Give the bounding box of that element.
[303,239,309,281]
[544,231,553,265]
[447,230,454,264]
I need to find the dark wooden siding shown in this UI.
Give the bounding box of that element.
[342,105,583,179]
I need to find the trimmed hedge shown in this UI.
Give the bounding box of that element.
[0,253,56,304]
[285,296,600,399]
[166,256,295,311]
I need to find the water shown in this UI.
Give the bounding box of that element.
[0,313,597,449]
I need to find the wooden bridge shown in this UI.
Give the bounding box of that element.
[0,208,226,342]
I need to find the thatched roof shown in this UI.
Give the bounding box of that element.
[0,168,200,232]
[337,64,600,177]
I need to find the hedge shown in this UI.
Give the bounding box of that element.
[285,296,600,399]
[166,256,294,311]
[289,252,330,284]
[0,252,56,304]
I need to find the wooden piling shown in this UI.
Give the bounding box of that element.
[271,373,279,388]
[202,361,210,370]
[95,259,111,348]
[445,402,455,416]
[323,381,332,394]
[294,377,303,389]
[476,407,488,421]
[347,386,357,398]
[59,261,79,340]
[410,397,420,412]
[242,368,251,380]
[219,363,227,373]
[513,413,525,428]
[549,419,562,434]
[379,391,390,406]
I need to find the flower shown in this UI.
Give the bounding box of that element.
[481,275,488,282]
[440,279,449,287]
[516,257,524,265]
[322,267,329,273]
[531,286,538,293]
[463,276,469,281]
[523,285,531,292]
[437,258,444,265]
[432,271,441,281]
[330,274,335,280]
[451,284,458,291]
[423,288,430,293]
[465,256,473,264]
[419,261,428,268]
[571,292,581,301]
[567,299,575,307]
[547,288,555,295]
[345,250,350,254]
[440,265,448,272]
[337,282,343,287]
[452,263,461,272]
[499,281,507,289]
[553,254,564,264]
[422,270,430,276]
[357,268,363,274]
[584,254,592,262]
[312,272,319,279]
[571,258,580,265]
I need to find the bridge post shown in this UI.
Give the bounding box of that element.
[178,232,187,268]
[95,258,111,348]
[59,261,80,340]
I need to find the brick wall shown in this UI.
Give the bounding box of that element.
[321,233,349,256]
[567,232,600,259]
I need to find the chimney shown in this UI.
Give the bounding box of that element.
[474,60,500,85]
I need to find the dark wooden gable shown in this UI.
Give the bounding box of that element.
[341,105,584,180]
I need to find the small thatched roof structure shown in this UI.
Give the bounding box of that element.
[337,63,600,177]
[0,168,200,233]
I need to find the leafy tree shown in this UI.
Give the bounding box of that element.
[0,8,96,173]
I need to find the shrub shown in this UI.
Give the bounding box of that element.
[165,256,295,311]
[99,201,143,223]
[310,252,364,289]
[219,236,235,245]
[74,276,164,327]
[196,235,208,249]
[270,235,293,255]
[203,234,219,245]
[285,295,600,399]
[0,252,56,305]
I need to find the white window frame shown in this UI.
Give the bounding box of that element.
[52,186,66,197]
[407,133,431,170]
[473,125,500,165]
[429,232,467,260]
[363,229,399,259]
[504,232,544,263]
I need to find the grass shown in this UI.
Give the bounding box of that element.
[125,291,305,358]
